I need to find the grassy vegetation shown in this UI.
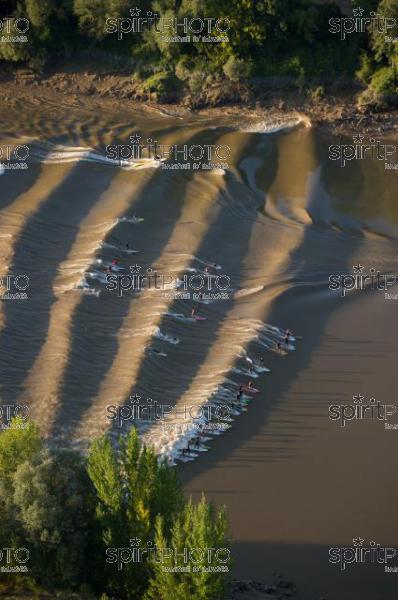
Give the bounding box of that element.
[0,0,397,107]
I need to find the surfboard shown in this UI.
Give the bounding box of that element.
[241,385,260,394]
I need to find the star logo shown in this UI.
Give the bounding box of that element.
[129,393,141,404]
[130,264,141,274]
[129,7,141,17]
[353,7,364,17]
[129,134,141,144]
[353,393,364,404]
[130,538,141,547]
[353,264,364,274]
[353,537,364,547]
[353,134,364,144]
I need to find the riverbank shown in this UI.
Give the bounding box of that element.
[1,65,398,139]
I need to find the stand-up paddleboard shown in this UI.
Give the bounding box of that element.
[228,408,242,416]
[241,395,253,402]
[192,445,209,452]
[194,315,207,321]
[164,311,194,323]
[118,215,144,224]
[100,242,139,254]
[283,344,295,351]
[154,329,180,345]
[196,435,212,442]
[255,365,270,373]
[209,424,232,435]
[176,455,194,463]
[282,334,302,342]
[241,385,260,394]
[245,357,270,372]
[148,347,167,357]
[181,450,199,459]
[232,367,259,379]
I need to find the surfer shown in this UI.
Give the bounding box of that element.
[284,331,290,345]
[247,380,254,390]
[276,342,282,354]
[148,347,165,356]
[191,307,196,318]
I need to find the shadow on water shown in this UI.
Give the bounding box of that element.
[180,136,366,476]
[50,128,234,439]
[0,139,57,211]
[0,161,118,401]
[113,132,280,438]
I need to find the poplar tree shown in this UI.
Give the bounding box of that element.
[145,496,231,600]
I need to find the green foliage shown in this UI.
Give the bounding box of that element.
[73,0,130,40]
[369,0,398,64]
[0,417,42,486]
[356,0,398,108]
[144,496,231,600]
[358,65,398,107]
[12,448,94,588]
[145,71,182,100]
[87,427,184,598]
[223,55,252,82]
[0,0,365,94]
[0,422,230,599]
[356,52,377,84]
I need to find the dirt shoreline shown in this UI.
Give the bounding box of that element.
[2,66,398,139]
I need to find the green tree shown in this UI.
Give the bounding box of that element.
[145,496,231,600]
[12,448,94,588]
[0,417,42,486]
[87,427,184,599]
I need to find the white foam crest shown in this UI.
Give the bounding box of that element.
[234,285,264,298]
[143,317,300,464]
[39,144,163,170]
[238,115,311,134]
